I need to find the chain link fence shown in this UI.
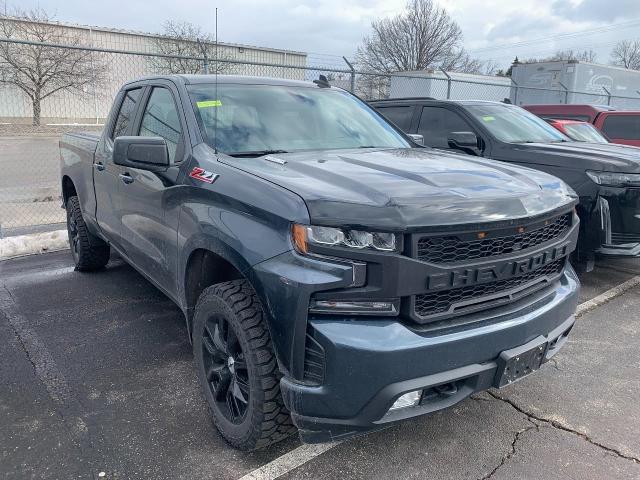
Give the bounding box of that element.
[3,38,640,236]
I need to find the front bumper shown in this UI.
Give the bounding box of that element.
[280,269,579,443]
[598,242,640,256]
[591,189,640,257]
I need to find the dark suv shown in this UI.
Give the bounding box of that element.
[371,98,640,261]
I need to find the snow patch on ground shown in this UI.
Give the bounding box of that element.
[0,229,68,260]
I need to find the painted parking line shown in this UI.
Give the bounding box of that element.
[237,442,342,480]
[237,276,640,480]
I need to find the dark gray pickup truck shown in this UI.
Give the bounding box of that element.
[60,75,580,450]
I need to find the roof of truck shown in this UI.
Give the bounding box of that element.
[123,74,324,89]
[370,98,510,107]
[523,104,617,113]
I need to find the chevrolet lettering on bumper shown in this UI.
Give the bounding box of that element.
[426,242,571,290]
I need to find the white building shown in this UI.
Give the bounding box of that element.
[0,18,308,124]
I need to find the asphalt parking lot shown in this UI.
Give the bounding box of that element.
[1,251,639,479]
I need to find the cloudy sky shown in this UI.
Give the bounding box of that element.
[17,0,640,70]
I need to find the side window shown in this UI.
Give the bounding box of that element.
[376,106,413,131]
[112,88,142,140]
[601,115,640,140]
[418,107,474,149]
[139,87,183,163]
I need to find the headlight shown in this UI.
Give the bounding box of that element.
[291,224,398,254]
[586,171,640,187]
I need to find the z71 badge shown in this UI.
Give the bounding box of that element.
[189,167,219,184]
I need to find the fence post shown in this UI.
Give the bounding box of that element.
[439,68,452,99]
[342,56,355,93]
[511,78,519,105]
[198,39,209,74]
[558,82,569,104]
[602,86,612,106]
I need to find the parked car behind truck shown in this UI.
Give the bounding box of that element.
[544,119,609,143]
[523,104,640,147]
[371,98,640,261]
[60,75,579,450]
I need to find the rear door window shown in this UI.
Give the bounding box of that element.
[111,88,143,139]
[418,106,475,149]
[601,115,640,140]
[375,106,414,131]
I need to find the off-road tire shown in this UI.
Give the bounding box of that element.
[66,196,110,271]
[193,279,296,450]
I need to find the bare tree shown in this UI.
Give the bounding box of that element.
[551,49,597,62]
[611,40,640,70]
[0,7,106,126]
[356,0,482,74]
[440,50,497,75]
[356,73,390,100]
[479,59,500,76]
[521,49,598,65]
[151,21,230,74]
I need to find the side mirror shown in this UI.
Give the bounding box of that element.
[113,136,169,170]
[407,133,424,146]
[447,131,479,155]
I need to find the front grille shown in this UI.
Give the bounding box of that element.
[414,258,565,321]
[416,213,571,264]
[611,232,640,245]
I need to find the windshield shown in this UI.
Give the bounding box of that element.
[466,104,570,144]
[563,123,609,143]
[188,83,410,154]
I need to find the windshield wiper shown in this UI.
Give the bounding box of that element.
[226,149,288,158]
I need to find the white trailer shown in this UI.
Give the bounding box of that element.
[511,60,640,110]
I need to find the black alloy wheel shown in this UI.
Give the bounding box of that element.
[193,280,296,450]
[201,315,251,424]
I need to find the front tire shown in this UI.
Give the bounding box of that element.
[66,196,110,271]
[193,279,296,450]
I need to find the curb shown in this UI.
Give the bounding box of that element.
[575,276,640,318]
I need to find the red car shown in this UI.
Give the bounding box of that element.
[523,104,640,147]
[545,119,609,143]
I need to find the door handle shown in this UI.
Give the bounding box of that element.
[94,162,105,172]
[119,173,134,184]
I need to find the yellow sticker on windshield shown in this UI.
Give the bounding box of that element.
[482,115,495,122]
[197,100,222,108]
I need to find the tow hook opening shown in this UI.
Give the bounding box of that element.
[546,324,573,360]
[422,381,460,403]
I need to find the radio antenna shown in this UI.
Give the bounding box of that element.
[214,7,219,154]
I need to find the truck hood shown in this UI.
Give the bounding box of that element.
[503,141,640,173]
[219,148,576,230]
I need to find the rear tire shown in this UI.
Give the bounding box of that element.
[66,196,110,271]
[193,279,296,450]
